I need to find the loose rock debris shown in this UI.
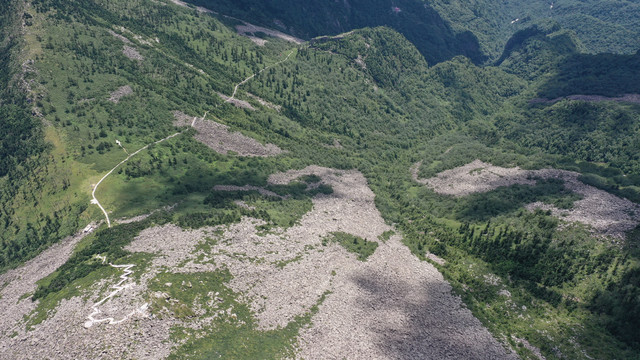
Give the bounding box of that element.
[122,45,144,61]
[173,110,283,157]
[413,159,640,239]
[217,92,256,110]
[108,29,132,44]
[0,167,515,359]
[108,85,133,103]
[129,166,516,359]
[235,22,303,45]
[246,92,281,111]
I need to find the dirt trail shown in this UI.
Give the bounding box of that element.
[224,49,295,103]
[91,131,182,227]
[84,256,148,328]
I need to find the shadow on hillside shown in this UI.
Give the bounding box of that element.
[351,271,512,359]
[536,52,640,99]
[184,0,486,65]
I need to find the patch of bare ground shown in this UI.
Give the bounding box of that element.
[171,110,193,127]
[167,0,214,14]
[425,251,446,265]
[108,85,133,103]
[530,93,640,105]
[323,138,343,149]
[115,203,178,225]
[411,160,536,196]
[1,285,174,360]
[123,166,515,358]
[235,22,303,45]
[414,160,640,239]
[108,29,132,44]
[355,54,367,70]
[110,27,155,47]
[122,45,144,61]
[0,226,187,359]
[246,92,281,111]
[217,92,255,110]
[173,111,283,157]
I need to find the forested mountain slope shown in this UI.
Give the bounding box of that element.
[184,0,640,63]
[0,0,639,359]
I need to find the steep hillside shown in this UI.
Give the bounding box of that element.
[185,0,487,65]
[427,0,640,58]
[1,0,640,359]
[184,0,640,64]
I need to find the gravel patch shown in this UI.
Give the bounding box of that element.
[414,160,640,239]
[122,45,144,61]
[108,29,132,44]
[412,159,536,196]
[425,251,446,265]
[1,292,174,360]
[246,92,281,111]
[108,85,133,103]
[217,92,255,110]
[173,111,283,157]
[171,110,193,127]
[168,0,214,14]
[126,166,515,358]
[235,22,303,45]
[297,235,517,360]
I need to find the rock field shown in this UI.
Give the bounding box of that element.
[413,159,640,239]
[173,110,283,157]
[0,167,516,359]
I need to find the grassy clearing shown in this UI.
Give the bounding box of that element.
[323,231,378,261]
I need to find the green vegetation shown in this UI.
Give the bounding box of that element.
[32,211,172,301]
[323,231,378,261]
[402,209,640,356]
[1,0,640,357]
[150,272,329,359]
[187,0,486,65]
[187,0,640,63]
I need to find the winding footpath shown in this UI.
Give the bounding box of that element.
[225,49,295,102]
[91,50,297,227]
[86,48,295,327]
[91,132,182,228]
[86,121,196,327]
[84,256,148,328]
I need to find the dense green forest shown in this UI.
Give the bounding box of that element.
[1,0,640,358]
